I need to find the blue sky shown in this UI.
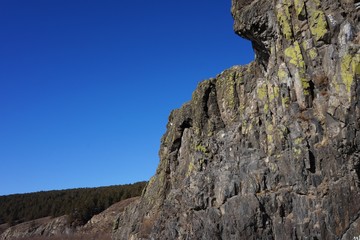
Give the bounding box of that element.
[0,0,253,195]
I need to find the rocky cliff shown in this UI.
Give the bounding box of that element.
[113,0,360,239]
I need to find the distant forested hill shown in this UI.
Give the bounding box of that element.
[0,181,146,226]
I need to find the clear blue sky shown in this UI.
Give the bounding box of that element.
[0,0,253,196]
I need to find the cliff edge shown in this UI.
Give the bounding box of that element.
[113,0,360,239]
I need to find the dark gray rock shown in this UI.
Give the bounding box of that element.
[113,0,360,239]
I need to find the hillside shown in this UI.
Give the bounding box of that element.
[0,197,139,240]
[0,182,146,228]
[112,0,360,239]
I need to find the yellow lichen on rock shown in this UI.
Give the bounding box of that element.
[309,10,328,41]
[309,48,318,60]
[341,53,360,93]
[285,41,304,68]
[276,1,293,40]
[186,161,195,177]
[269,86,280,102]
[282,96,290,107]
[301,41,318,60]
[294,0,305,17]
[278,68,288,80]
[195,144,207,154]
[257,83,268,100]
[285,41,310,95]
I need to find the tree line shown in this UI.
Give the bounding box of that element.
[0,181,147,226]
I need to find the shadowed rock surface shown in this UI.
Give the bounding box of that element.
[113,0,360,239]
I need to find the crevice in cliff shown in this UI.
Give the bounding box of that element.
[205,80,225,131]
[203,84,213,119]
[308,150,316,173]
[251,40,270,70]
[354,156,360,187]
[254,194,274,238]
[306,140,316,174]
[193,79,225,133]
[170,118,193,152]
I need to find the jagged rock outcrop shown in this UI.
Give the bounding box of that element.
[113,0,360,239]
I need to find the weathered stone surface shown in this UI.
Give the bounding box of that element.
[113,0,360,239]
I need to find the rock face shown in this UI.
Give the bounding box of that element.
[113,0,360,239]
[80,197,139,236]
